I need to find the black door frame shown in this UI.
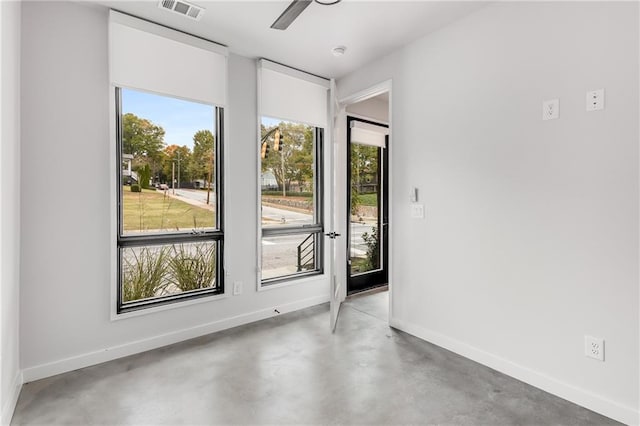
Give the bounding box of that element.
[346,116,389,294]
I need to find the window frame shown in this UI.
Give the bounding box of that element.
[115,87,225,314]
[260,125,325,286]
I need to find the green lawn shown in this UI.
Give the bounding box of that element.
[350,256,376,274]
[358,193,378,207]
[123,187,214,232]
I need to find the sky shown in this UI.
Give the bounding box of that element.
[122,88,291,149]
[262,116,282,127]
[122,88,214,149]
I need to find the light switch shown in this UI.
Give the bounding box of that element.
[410,187,418,203]
[542,99,559,121]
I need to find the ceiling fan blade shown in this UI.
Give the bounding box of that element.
[270,0,312,30]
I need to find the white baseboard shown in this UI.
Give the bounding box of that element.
[23,295,329,383]
[389,317,639,426]
[1,370,23,426]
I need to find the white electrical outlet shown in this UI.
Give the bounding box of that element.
[233,281,243,295]
[411,204,425,219]
[586,89,605,112]
[584,335,604,361]
[542,99,559,120]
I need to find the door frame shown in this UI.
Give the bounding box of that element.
[336,79,393,323]
[346,116,389,294]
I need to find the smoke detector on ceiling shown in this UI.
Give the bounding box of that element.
[332,46,346,57]
[158,0,204,21]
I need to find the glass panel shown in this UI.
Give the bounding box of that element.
[262,233,318,281]
[260,117,315,228]
[120,88,216,235]
[121,241,218,304]
[350,143,381,275]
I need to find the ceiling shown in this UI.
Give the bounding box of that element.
[95,0,489,79]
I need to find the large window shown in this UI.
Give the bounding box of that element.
[116,88,224,313]
[257,59,329,286]
[260,118,323,283]
[110,11,227,313]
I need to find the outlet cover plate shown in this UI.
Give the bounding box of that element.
[411,204,425,219]
[584,335,604,361]
[586,89,605,112]
[543,99,559,120]
[233,281,243,296]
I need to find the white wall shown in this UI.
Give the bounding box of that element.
[0,1,22,424]
[338,2,639,424]
[20,1,329,380]
[346,96,389,124]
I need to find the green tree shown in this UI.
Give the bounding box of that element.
[122,113,166,178]
[162,145,192,185]
[261,122,313,196]
[190,130,214,182]
[350,143,378,214]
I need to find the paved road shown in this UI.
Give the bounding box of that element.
[164,189,380,278]
[261,219,378,279]
[261,232,314,280]
[261,204,376,253]
[262,205,313,226]
[173,188,215,206]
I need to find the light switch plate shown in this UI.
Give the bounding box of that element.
[543,99,559,120]
[411,204,425,219]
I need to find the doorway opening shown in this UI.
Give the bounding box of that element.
[331,84,391,331]
[346,96,389,296]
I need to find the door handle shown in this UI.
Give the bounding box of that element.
[325,232,341,239]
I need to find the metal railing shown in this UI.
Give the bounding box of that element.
[296,233,315,272]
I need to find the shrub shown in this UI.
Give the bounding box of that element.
[130,184,141,192]
[122,246,169,302]
[361,226,379,270]
[138,165,152,189]
[169,243,216,292]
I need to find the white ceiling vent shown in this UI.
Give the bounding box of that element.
[158,0,204,21]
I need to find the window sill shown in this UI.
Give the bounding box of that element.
[257,271,327,292]
[111,291,229,321]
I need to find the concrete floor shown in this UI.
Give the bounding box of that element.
[12,291,619,425]
[344,287,389,322]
